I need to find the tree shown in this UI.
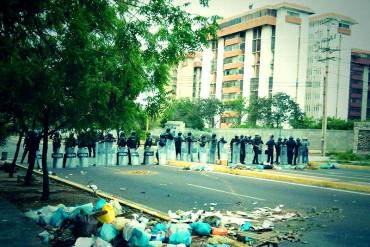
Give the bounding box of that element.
[223,96,247,126]
[199,98,224,128]
[1,0,218,200]
[245,96,270,127]
[269,93,304,128]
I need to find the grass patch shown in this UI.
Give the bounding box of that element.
[327,151,370,166]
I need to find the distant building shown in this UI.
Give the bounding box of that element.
[305,13,358,120]
[201,2,315,127]
[167,53,202,100]
[348,49,370,120]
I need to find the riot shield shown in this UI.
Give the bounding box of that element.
[280,145,288,165]
[245,144,254,165]
[96,142,106,166]
[258,144,265,164]
[158,144,167,165]
[209,145,216,164]
[77,147,89,168]
[166,139,176,161]
[65,147,77,168]
[218,142,228,161]
[117,147,129,166]
[130,148,140,166]
[191,142,199,162]
[52,152,63,169]
[199,144,207,163]
[180,142,187,161]
[232,142,240,165]
[144,147,155,165]
[105,141,116,166]
[297,146,303,164]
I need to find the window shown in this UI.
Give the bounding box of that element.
[222,93,239,100]
[223,80,243,88]
[224,68,244,76]
[271,26,276,51]
[250,78,259,97]
[339,23,350,29]
[287,11,300,17]
[224,55,244,64]
[268,77,273,98]
[211,40,218,50]
[224,43,240,52]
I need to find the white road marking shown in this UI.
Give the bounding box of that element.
[161,165,370,196]
[279,170,370,182]
[187,183,266,201]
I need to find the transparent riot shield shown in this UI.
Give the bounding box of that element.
[245,144,254,165]
[280,145,288,165]
[297,146,303,164]
[232,142,240,165]
[77,147,89,168]
[117,147,129,166]
[144,147,155,165]
[166,139,176,161]
[219,142,228,161]
[130,148,140,166]
[105,141,116,166]
[158,144,167,165]
[180,142,187,161]
[96,141,106,166]
[191,142,199,162]
[258,144,265,164]
[52,151,63,169]
[199,145,207,163]
[209,145,216,164]
[65,147,77,168]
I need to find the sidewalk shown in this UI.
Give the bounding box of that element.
[0,198,46,247]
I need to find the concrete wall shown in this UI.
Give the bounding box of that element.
[152,127,353,152]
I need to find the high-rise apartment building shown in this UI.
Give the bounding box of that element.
[167,53,203,99]
[305,13,358,120]
[199,3,314,127]
[348,49,370,120]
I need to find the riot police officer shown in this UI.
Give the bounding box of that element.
[266,135,275,165]
[142,133,153,164]
[286,136,296,165]
[217,137,227,160]
[275,137,282,164]
[127,131,140,165]
[252,135,263,164]
[240,135,246,164]
[175,132,183,159]
[209,134,217,164]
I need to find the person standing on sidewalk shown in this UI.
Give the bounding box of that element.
[301,138,310,163]
[127,131,139,165]
[142,133,153,164]
[266,135,275,165]
[275,137,282,164]
[286,136,296,165]
[174,132,183,159]
[240,135,246,164]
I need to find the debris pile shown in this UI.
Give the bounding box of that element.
[25,199,306,246]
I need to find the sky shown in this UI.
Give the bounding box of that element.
[175,0,370,51]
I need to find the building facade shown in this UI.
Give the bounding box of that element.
[305,13,358,119]
[199,3,314,127]
[167,53,203,100]
[348,49,370,120]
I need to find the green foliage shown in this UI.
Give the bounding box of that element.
[292,117,354,130]
[199,98,224,127]
[328,151,370,163]
[222,96,247,126]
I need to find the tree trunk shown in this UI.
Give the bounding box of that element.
[146,115,150,132]
[9,132,23,177]
[24,148,37,186]
[40,116,50,201]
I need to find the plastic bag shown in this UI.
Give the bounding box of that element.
[151,223,168,234]
[94,237,113,247]
[100,224,118,242]
[168,229,191,246]
[109,200,123,215]
[128,227,150,247]
[97,204,116,224]
[50,207,68,227]
[74,237,94,247]
[112,217,130,231]
[190,222,212,236]
[211,227,228,236]
[123,220,144,241]
[73,214,99,237]
[240,222,252,231]
[95,198,107,210]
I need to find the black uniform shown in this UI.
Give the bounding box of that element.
[127,133,140,165]
[252,136,263,164]
[156,134,167,162]
[175,133,183,157]
[275,138,282,164]
[286,137,296,165]
[52,132,61,153]
[266,138,275,165]
[185,133,193,155]
[217,138,227,160]
[142,134,153,164]
[240,135,246,164]
[293,139,302,165]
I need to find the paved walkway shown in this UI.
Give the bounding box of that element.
[0,198,45,246]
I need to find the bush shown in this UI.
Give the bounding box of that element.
[328,151,370,162]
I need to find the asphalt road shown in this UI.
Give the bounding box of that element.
[50,165,370,247]
[2,137,370,246]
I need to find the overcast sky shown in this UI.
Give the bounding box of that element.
[175,0,370,51]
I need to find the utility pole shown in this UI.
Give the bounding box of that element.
[361,66,369,121]
[335,34,342,118]
[295,25,302,102]
[317,18,338,156]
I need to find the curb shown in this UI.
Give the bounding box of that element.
[167,160,370,194]
[16,164,171,221]
[309,161,370,171]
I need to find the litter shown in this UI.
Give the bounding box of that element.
[211,227,228,236]
[99,224,118,242]
[97,204,116,224]
[190,222,212,236]
[39,230,53,243]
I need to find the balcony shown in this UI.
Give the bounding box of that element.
[223,74,243,81]
[285,15,302,25]
[351,74,363,80]
[350,103,361,108]
[351,83,362,89]
[224,62,244,70]
[225,37,242,46]
[218,16,276,37]
[338,27,351,36]
[351,93,362,98]
[349,111,361,117]
[224,50,243,58]
[222,87,241,94]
